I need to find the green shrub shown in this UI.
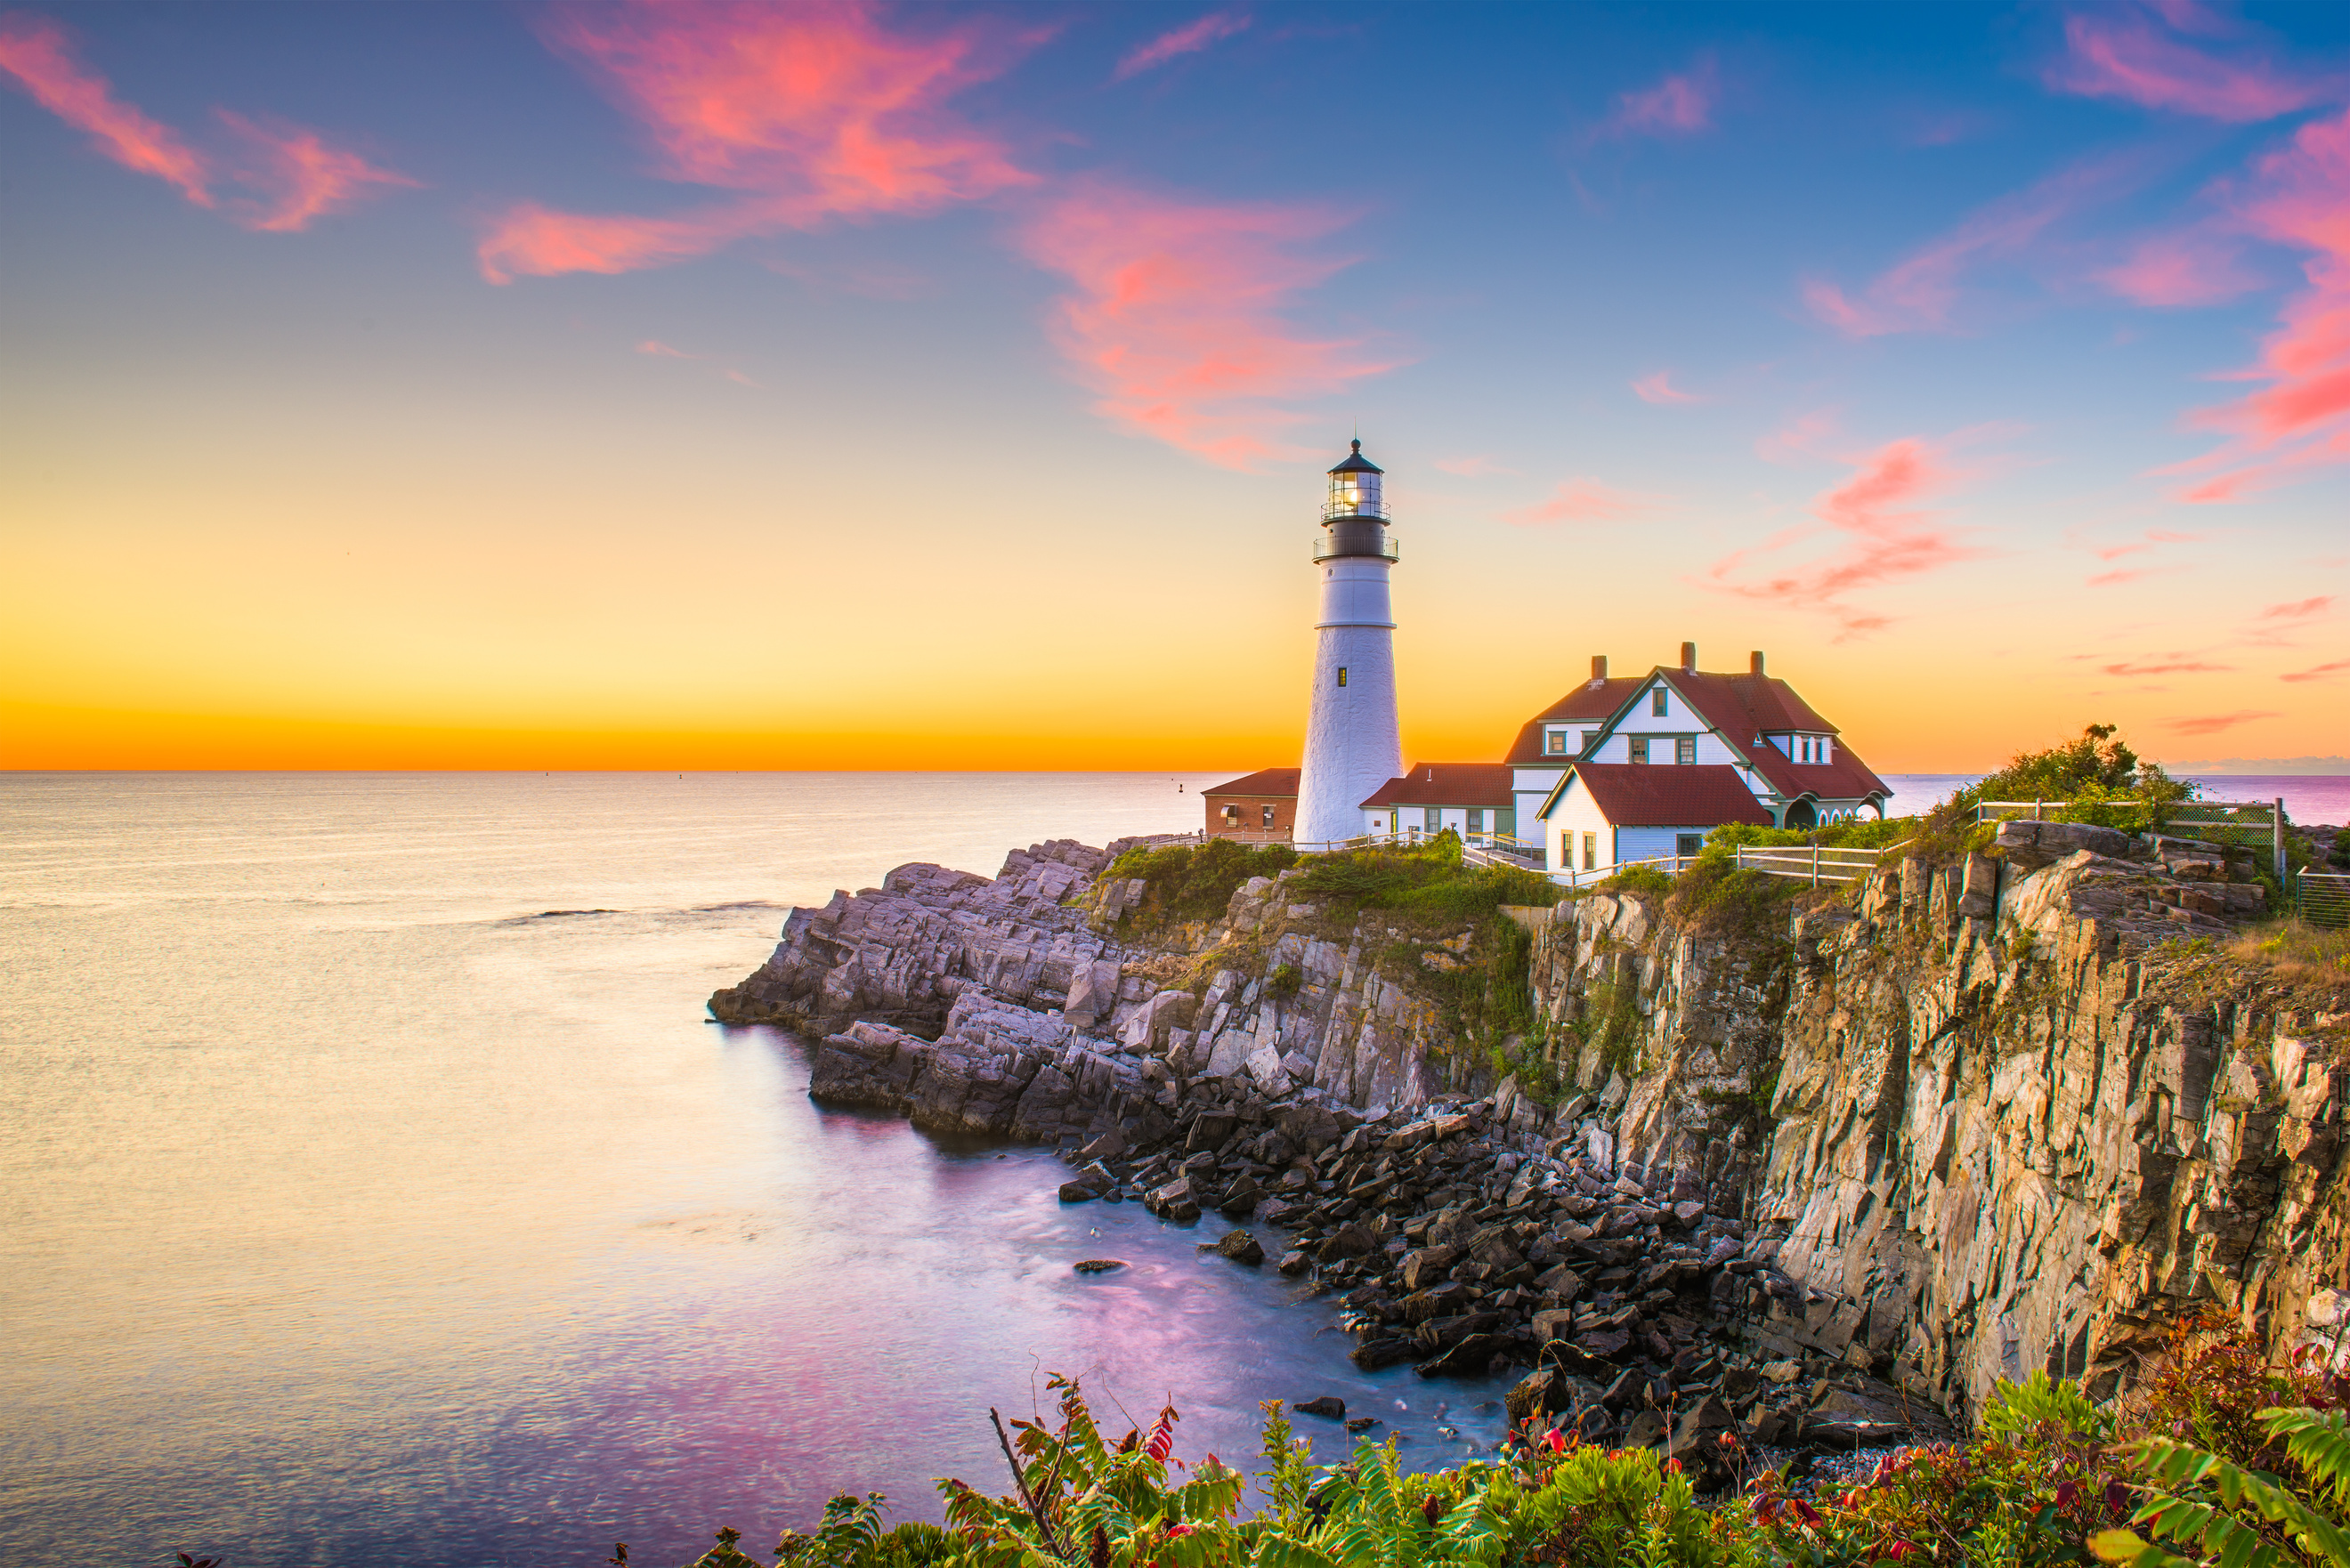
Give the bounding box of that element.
[1942,723,2199,838]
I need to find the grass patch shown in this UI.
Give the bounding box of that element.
[2226,917,2350,986]
[1290,833,1566,920]
[1099,837,1299,933]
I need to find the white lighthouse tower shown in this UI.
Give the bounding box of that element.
[1295,440,1403,845]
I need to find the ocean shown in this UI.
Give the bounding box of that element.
[4,770,2343,1567]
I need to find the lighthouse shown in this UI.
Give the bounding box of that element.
[1294,440,1403,845]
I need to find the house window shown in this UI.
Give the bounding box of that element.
[1337,667,1348,687]
[1544,730,1566,756]
[1468,808,1485,834]
[1261,804,1276,828]
[1424,807,1441,833]
[1581,730,1599,752]
[1676,737,1696,765]
[1651,688,1668,717]
[1221,804,1237,824]
[1629,737,1650,764]
[1677,833,1704,856]
[1582,831,1597,870]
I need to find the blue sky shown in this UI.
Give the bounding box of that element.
[3,2,2346,770]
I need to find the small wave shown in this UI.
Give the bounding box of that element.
[524,908,620,919]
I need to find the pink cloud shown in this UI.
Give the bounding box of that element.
[214,110,416,232]
[1434,455,1512,477]
[2046,11,2323,123]
[480,0,1036,281]
[0,12,211,206]
[1804,152,2143,337]
[636,339,698,357]
[1703,436,1991,638]
[1753,408,1839,465]
[2168,106,2350,500]
[1604,57,1716,137]
[2094,527,2200,561]
[2168,708,2279,733]
[1114,11,1250,80]
[0,14,413,233]
[2102,659,2232,675]
[2281,657,2350,683]
[2259,594,2334,620]
[1503,479,1667,526]
[2087,568,2156,586]
[1632,371,1704,406]
[2096,230,2260,306]
[479,200,778,284]
[1017,180,1396,469]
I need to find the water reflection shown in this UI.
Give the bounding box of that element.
[0,773,1516,1568]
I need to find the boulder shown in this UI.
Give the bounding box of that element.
[1414,1332,1511,1378]
[1402,1283,1473,1324]
[1073,1259,1125,1273]
[1622,1410,1667,1448]
[1399,1244,1462,1292]
[1317,1221,1379,1263]
[1294,1395,1346,1418]
[1505,1367,1569,1424]
[1276,1249,1311,1275]
[1211,1229,1265,1265]
[1995,819,2136,870]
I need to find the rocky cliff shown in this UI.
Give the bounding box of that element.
[709,821,2348,1443]
[1521,820,2347,1420]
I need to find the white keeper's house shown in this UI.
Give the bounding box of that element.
[1515,643,1892,875]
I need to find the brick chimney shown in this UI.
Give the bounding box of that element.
[1750,650,1766,675]
[1591,654,1608,680]
[1681,641,1697,671]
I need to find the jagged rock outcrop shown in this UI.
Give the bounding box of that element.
[709,822,2345,1451]
[709,840,1142,1029]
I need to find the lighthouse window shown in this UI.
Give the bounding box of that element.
[1337,667,1348,687]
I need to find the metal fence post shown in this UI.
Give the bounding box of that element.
[2276,796,2288,885]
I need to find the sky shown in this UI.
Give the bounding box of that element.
[3,1,2347,774]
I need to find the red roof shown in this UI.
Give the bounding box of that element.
[1358,762,1514,810]
[1503,678,1647,764]
[1203,767,1300,798]
[1553,764,1774,828]
[1651,669,1890,804]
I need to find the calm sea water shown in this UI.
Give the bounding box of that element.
[5,770,2343,1568]
[0,772,1524,1568]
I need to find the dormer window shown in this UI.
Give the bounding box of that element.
[1544,729,1567,756]
[1651,688,1669,717]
